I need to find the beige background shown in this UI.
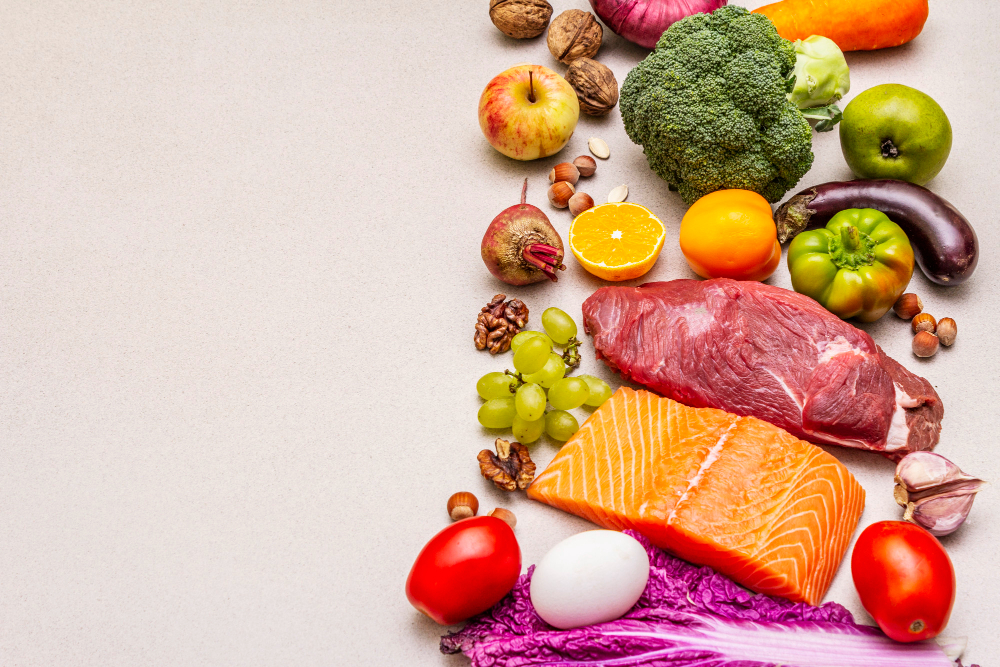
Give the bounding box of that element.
[0,1,996,664]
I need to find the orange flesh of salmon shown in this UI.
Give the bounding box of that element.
[527,387,865,605]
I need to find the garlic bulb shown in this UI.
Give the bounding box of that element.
[894,452,985,536]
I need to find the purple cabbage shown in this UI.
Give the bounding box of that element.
[442,531,963,667]
[589,0,729,50]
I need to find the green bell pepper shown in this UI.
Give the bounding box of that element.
[787,208,914,322]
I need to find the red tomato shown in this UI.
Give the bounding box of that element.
[405,516,521,625]
[851,521,955,642]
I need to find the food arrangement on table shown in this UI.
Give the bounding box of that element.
[408,1,986,664]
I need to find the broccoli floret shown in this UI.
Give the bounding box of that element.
[620,6,813,204]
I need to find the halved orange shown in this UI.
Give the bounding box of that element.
[568,202,666,281]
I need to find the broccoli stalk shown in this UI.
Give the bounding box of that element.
[620,6,815,205]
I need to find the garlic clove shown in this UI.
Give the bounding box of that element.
[895,451,983,499]
[894,451,986,536]
[906,492,979,537]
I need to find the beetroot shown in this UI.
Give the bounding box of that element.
[482,179,566,285]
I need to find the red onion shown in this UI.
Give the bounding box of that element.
[589,0,728,49]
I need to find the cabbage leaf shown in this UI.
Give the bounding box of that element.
[442,531,962,667]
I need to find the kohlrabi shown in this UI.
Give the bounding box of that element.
[788,35,851,132]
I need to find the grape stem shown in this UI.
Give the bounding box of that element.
[504,370,525,392]
[562,338,582,370]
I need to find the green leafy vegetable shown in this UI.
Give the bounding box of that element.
[788,35,850,132]
[620,6,814,204]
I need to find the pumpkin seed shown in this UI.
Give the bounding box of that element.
[588,137,610,159]
[607,185,628,203]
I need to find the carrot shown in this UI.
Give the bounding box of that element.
[752,0,929,52]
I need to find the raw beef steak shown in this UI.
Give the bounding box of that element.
[582,279,943,457]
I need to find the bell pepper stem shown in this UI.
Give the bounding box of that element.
[841,225,861,253]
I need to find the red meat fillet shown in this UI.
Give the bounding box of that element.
[582,279,943,457]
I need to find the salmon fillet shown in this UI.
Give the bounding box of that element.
[527,387,865,605]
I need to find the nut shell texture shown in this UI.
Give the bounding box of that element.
[573,155,597,177]
[936,318,957,346]
[568,192,594,216]
[489,0,553,39]
[912,312,936,334]
[893,293,923,319]
[548,181,576,208]
[566,58,619,116]
[447,492,480,521]
[549,163,580,185]
[488,507,518,529]
[547,10,602,64]
[912,331,939,358]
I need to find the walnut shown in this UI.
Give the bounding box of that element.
[566,58,619,116]
[547,9,602,65]
[474,294,529,354]
[489,0,553,39]
[478,438,536,491]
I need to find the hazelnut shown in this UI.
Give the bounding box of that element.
[565,58,619,116]
[446,491,479,521]
[911,312,937,334]
[547,181,575,208]
[936,317,957,346]
[547,9,602,64]
[568,192,594,216]
[913,331,939,358]
[573,155,596,177]
[488,507,517,530]
[893,293,923,319]
[548,162,580,185]
[489,0,553,39]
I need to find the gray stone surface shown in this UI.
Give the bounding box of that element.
[0,0,995,664]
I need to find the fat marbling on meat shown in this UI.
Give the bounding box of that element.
[582,279,943,457]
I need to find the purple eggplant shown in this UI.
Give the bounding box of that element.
[775,179,978,285]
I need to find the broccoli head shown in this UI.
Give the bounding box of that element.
[620,6,813,204]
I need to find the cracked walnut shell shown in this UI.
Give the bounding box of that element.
[478,438,536,491]
[547,9,602,64]
[489,0,553,39]
[565,58,618,116]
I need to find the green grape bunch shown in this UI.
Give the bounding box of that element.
[475,305,614,445]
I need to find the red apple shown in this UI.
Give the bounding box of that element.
[478,64,580,161]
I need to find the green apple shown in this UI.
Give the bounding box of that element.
[839,84,952,185]
[478,64,579,161]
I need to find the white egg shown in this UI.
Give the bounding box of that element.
[529,530,649,630]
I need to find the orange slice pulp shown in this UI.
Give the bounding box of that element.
[568,202,666,281]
